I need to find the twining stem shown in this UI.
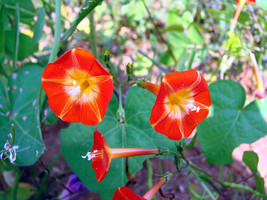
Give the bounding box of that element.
[13,4,19,69]
[222,182,267,198]
[141,0,178,65]
[89,11,98,59]
[48,0,61,63]
[182,155,225,187]
[182,155,267,198]
[146,159,156,200]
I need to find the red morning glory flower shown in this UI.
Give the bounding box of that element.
[140,70,211,141]
[41,48,113,126]
[112,177,167,200]
[82,129,160,183]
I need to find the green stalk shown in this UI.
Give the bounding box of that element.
[222,182,267,198]
[12,166,22,200]
[89,11,98,58]
[190,168,217,200]
[13,3,19,69]
[146,159,156,200]
[48,0,61,63]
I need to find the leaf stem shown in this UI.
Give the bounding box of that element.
[182,155,225,187]
[48,0,61,63]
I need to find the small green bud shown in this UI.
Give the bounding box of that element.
[126,63,133,81]
[103,50,111,65]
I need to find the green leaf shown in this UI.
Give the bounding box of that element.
[198,80,267,164]
[255,176,265,194]
[187,23,204,45]
[237,11,250,27]
[176,50,187,71]
[242,151,258,174]
[167,32,192,47]
[5,31,38,61]
[242,151,265,194]
[161,24,184,33]
[0,64,45,166]
[0,6,5,58]
[3,0,35,25]
[32,7,45,45]
[43,106,58,125]
[159,48,185,66]
[61,87,176,200]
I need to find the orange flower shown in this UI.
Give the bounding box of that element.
[41,48,113,126]
[249,52,266,99]
[82,129,160,182]
[140,70,211,141]
[232,0,256,29]
[112,177,167,200]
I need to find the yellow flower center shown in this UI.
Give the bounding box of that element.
[167,89,192,115]
[66,70,96,98]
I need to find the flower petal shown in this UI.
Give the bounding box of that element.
[150,70,211,140]
[80,93,109,126]
[91,130,111,183]
[112,187,145,200]
[41,63,72,85]
[41,48,113,125]
[53,48,95,74]
[47,91,79,122]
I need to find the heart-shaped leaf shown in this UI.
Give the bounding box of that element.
[61,86,177,200]
[0,64,45,166]
[198,80,267,164]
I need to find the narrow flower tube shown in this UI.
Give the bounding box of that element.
[142,70,211,141]
[232,0,256,30]
[82,129,160,182]
[250,52,265,99]
[139,82,160,96]
[112,177,167,200]
[41,48,113,126]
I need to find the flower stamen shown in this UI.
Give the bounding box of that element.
[81,150,102,161]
